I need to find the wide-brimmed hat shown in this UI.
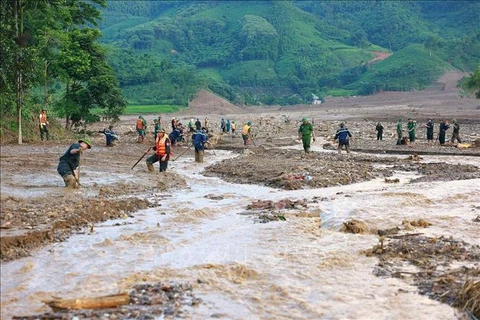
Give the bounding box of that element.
[78,138,92,149]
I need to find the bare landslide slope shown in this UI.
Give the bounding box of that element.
[180,89,245,116]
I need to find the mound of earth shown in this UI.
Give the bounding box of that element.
[183,89,244,115]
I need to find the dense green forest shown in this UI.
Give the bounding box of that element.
[1,1,480,143]
[99,0,480,105]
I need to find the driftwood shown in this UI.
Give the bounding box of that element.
[46,293,130,311]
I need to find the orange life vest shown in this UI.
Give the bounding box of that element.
[39,112,47,124]
[242,124,251,135]
[136,119,145,130]
[156,136,169,156]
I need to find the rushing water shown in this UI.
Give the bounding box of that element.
[1,147,479,319]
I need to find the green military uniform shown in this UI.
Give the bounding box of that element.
[407,119,416,143]
[396,118,403,145]
[154,120,162,141]
[298,117,315,153]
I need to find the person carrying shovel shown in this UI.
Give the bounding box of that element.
[146,129,171,172]
[57,138,92,188]
[298,117,315,153]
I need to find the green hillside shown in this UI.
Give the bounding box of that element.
[99,0,480,105]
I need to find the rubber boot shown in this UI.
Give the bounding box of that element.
[198,150,204,163]
[147,162,154,172]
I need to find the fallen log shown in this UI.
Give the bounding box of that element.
[45,293,130,311]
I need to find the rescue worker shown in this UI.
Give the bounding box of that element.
[375,122,384,141]
[221,118,226,133]
[136,116,147,142]
[146,129,171,172]
[171,117,176,131]
[334,122,352,153]
[195,118,202,130]
[188,118,195,133]
[425,119,434,144]
[242,121,252,147]
[169,126,182,146]
[231,121,236,135]
[39,109,49,141]
[396,118,403,145]
[154,119,161,141]
[298,117,315,153]
[439,119,450,145]
[407,118,416,144]
[99,125,118,146]
[204,117,209,129]
[192,128,208,163]
[57,138,92,188]
[226,119,231,133]
[450,118,462,143]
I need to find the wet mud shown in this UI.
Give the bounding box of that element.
[2,88,480,319]
[367,233,480,318]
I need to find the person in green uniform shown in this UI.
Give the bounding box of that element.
[396,118,403,145]
[407,118,416,145]
[153,119,162,141]
[298,117,316,153]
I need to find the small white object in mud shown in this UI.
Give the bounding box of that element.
[305,175,312,182]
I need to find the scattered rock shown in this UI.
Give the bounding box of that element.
[341,219,368,234]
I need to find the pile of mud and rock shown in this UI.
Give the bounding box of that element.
[205,146,480,190]
[366,232,480,319]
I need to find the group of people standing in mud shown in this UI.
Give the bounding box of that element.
[51,106,466,189]
[386,117,462,146]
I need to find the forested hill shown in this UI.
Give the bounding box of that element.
[99,1,480,106]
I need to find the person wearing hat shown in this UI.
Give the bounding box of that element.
[425,118,434,144]
[146,129,171,172]
[242,121,253,147]
[57,138,92,188]
[450,118,462,144]
[136,116,147,143]
[334,122,352,153]
[153,119,162,141]
[39,109,49,141]
[298,117,315,153]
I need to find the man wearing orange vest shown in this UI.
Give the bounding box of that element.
[39,109,49,141]
[146,129,171,172]
[136,116,147,142]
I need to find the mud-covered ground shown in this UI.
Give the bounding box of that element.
[1,79,479,260]
[1,73,480,318]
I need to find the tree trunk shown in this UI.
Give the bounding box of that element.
[14,0,23,144]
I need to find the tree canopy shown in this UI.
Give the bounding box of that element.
[0,0,125,143]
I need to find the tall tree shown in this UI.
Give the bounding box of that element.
[460,67,480,98]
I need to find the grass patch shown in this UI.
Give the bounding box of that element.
[92,105,182,116]
[327,89,357,97]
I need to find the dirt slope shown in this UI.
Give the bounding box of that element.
[182,89,244,116]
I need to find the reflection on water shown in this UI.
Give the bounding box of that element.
[1,149,479,319]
